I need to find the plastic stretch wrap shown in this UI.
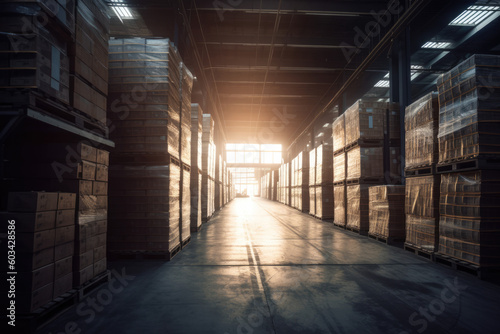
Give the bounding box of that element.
[405,93,439,169]
[0,0,75,33]
[316,143,333,185]
[108,164,181,252]
[346,184,371,232]
[0,28,70,104]
[368,185,405,238]
[437,54,500,162]
[181,169,191,242]
[345,100,386,145]
[405,175,440,251]
[333,153,345,183]
[438,171,500,265]
[180,123,191,165]
[333,114,345,152]
[309,186,316,216]
[316,184,334,219]
[78,0,109,45]
[309,148,316,186]
[347,147,383,180]
[389,147,401,180]
[334,185,346,226]
[191,104,203,172]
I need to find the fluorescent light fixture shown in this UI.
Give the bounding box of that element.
[374,80,390,88]
[110,0,133,19]
[422,41,452,49]
[449,5,500,26]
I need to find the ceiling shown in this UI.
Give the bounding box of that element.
[106,0,500,147]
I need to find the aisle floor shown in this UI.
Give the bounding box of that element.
[38,198,500,334]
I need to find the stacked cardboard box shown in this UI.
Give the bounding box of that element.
[333,114,346,226]
[190,104,203,232]
[70,0,109,126]
[368,185,405,239]
[108,38,183,256]
[202,114,216,222]
[405,92,439,170]
[405,176,440,252]
[108,38,181,159]
[437,54,500,162]
[313,143,334,220]
[435,55,500,268]
[3,192,76,312]
[309,148,316,216]
[346,185,370,234]
[438,171,500,266]
[0,1,72,106]
[291,151,309,212]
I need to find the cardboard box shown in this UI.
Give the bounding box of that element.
[8,192,58,212]
[56,209,75,227]
[53,273,73,299]
[93,258,107,276]
[55,225,75,245]
[18,263,55,291]
[0,211,56,232]
[93,181,107,195]
[17,248,54,271]
[74,265,93,286]
[95,164,108,181]
[96,149,109,166]
[55,256,73,279]
[82,161,97,180]
[55,241,75,261]
[17,283,54,313]
[57,193,77,210]
[93,245,106,262]
[18,229,55,253]
[74,250,93,271]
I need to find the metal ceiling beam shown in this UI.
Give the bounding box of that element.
[200,41,356,49]
[287,0,434,149]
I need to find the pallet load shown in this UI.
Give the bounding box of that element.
[405,176,440,255]
[108,38,183,259]
[215,153,223,211]
[70,0,110,131]
[179,63,194,248]
[309,148,316,216]
[315,143,334,221]
[202,114,216,222]
[190,104,203,232]
[368,185,405,243]
[435,55,500,273]
[333,114,346,227]
[291,151,309,212]
[3,143,109,286]
[404,93,441,257]
[344,99,401,234]
[0,1,71,116]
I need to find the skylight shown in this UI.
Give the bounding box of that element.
[110,0,133,19]
[411,65,424,81]
[449,5,500,26]
[422,42,452,49]
[374,80,390,88]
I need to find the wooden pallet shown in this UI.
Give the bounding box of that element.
[404,243,435,261]
[181,236,191,249]
[346,177,385,185]
[436,156,500,174]
[345,139,384,152]
[345,226,368,236]
[333,148,345,156]
[77,271,111,301]
[405,164,436,177]
[108,244,181,261]
[368,233,405,246]
[17,290,79,334]
[434,254,500,280]
[333,181,345,186]
[0,90,108,137]
[333,222,346,229]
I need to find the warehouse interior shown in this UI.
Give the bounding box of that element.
[1,0,500,333]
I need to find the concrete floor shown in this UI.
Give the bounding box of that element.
[38,197,500,334]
